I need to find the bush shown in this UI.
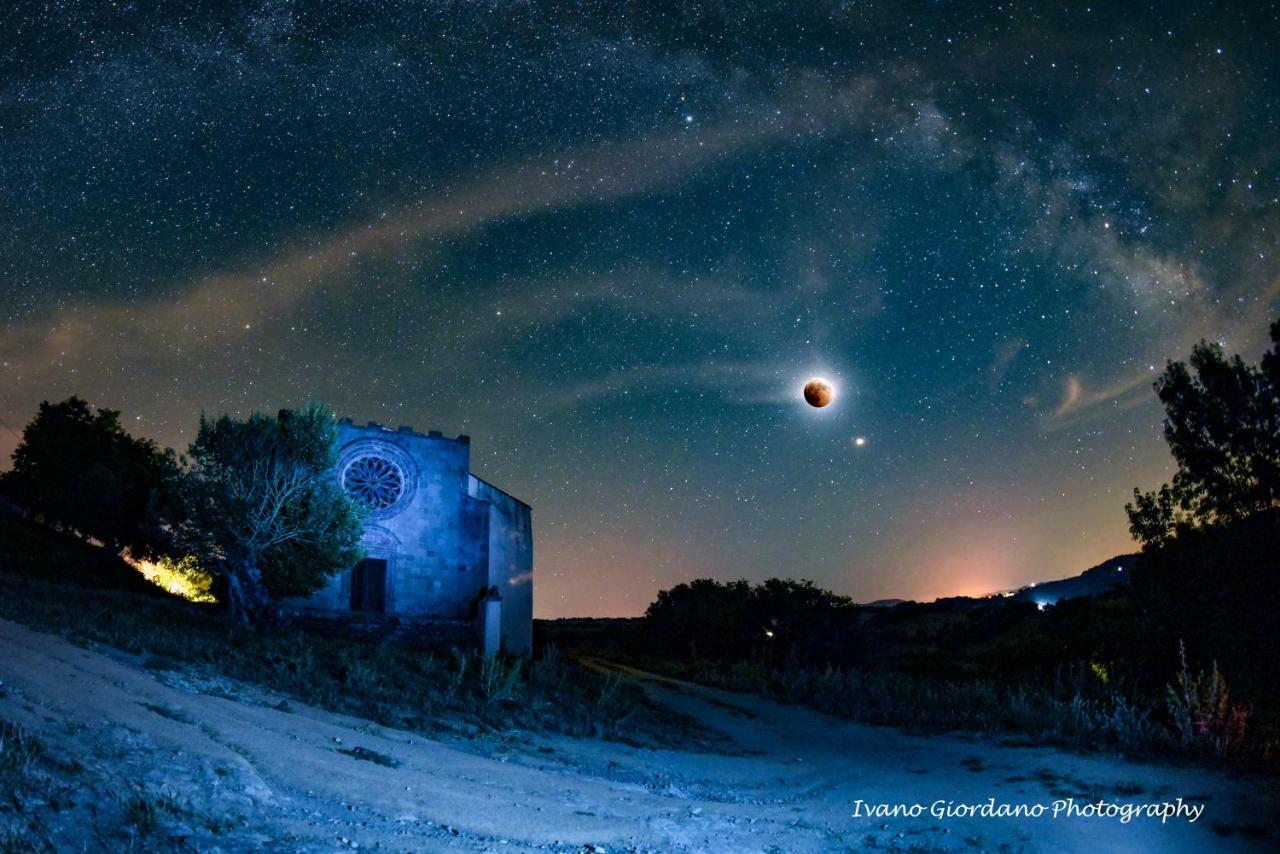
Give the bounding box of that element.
[0,719,44,779]
[1165,641,1251,757]
[478,653,525,704]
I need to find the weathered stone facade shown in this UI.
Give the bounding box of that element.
[286,420,532,656]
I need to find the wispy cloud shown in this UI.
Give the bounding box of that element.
[0,75,894,398]
[987,338,1028,392]
[1047,372,1153,428]
[1042,274,1280,429]
[538,358,794,411]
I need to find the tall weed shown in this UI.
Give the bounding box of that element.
[1166,640,1250,757]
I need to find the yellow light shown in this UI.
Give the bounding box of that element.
[123,553,217,603]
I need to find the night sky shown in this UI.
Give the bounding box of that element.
[2,2,1278,617]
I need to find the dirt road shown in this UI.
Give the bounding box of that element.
[0,618,1274,851]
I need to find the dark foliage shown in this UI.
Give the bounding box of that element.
[0,397,179,557]
[1119,317,1280,744]
[1127,320,1280,546]
[643,577,860,667]
[1129,509,1280,711]
[177,404,365,622]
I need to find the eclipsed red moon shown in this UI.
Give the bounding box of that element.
[803,378,835,408]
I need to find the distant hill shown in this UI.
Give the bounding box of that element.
[1009,554,1137,608]
[852,554,1139,610]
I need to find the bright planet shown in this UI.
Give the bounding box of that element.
[803,378,835,408]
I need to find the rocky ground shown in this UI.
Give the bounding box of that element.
[0,618,1275,852]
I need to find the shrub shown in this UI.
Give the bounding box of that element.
[529,643,565,690]
[1165,641,1251,757]
[479,654,525,704]
[594,672,631,720]
[0,719,44,779]
[119,791,161,837]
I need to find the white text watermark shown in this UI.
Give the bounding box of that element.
[851,797,1205,825]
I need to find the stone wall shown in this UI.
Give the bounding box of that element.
[468,475,534,655]
[283,420,532,655]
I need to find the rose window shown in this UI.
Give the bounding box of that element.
[342,455,405,510]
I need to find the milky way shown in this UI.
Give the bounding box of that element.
[2,2,1277,616]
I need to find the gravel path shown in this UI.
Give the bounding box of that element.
[0,619,1274,852]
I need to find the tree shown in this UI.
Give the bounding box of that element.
[177,404,364,623]
[644,577,859,666]
[645,578,754,660]
[0,397,179,556]
[751,578,859,666]
[1126,321,1280,548]
[1124,318,1280,712]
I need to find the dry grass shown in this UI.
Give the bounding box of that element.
[676,658,1173,755]
[0,514,707,751]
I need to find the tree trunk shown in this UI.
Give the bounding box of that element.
[223,557,271,625]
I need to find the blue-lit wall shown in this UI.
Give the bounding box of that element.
[286,420,532,654]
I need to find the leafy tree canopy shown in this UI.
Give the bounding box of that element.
[0,396,178,556]
[177,403,364,622]
[1127,320,1280,548]
[645,577,857,665]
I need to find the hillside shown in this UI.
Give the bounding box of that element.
[1011,554,1138,608]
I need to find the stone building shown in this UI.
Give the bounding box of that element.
[286,420,532,656]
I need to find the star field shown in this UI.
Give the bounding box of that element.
[2,1,1278,616]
